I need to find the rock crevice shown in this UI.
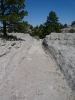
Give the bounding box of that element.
[43,33,75,92]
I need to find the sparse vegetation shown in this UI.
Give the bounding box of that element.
[32,11,62,39]
[71,21,75,26]
[63,24,68,28]
[0,1,75,40]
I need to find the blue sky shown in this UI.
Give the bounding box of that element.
[25,0,75,26]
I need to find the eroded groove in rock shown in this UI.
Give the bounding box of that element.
[0,33,74,100]
[43,33,75,92]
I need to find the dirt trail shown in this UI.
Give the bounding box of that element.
[0,38,74,100]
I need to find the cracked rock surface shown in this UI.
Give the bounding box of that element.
[43,33,75,93]
[0,33,74,100]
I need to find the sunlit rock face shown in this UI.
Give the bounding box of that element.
[0,33,74,100]
[43,33,75,91]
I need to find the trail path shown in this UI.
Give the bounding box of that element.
[0,37,74,100]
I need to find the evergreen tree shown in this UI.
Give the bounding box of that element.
[32,26,39,36]
[71,21,75,26]
[0,0,28,36]
[63,24,68,28]
[45,11,61,34]
[32,11,62,39]
[14,21,28,33]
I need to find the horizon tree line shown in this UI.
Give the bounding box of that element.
[0,1,75,38]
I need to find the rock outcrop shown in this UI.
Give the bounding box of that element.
[43,33,75,92]
[0,33,74,100]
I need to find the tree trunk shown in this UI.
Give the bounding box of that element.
[3,21,7,36]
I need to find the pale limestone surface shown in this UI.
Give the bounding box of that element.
[0,33,74,100]
[43,33,75,92]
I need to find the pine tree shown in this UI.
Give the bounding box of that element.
[45,11,60,34]
[71,21,75,27]
[0,0,28,36]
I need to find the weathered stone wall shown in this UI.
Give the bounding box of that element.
[43,33,75,92]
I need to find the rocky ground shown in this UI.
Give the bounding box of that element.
[0,33,74,100]
[43,33,75,93]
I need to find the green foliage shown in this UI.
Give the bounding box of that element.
[71,21,75,26]
[45,11,61,33]
[46,11,58,25]
[14,21,29,33]
[32,26,39,36]
[32,11,61,39]
[0,0,28,35]
[63,24,68,28]
[32,25,45,39]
